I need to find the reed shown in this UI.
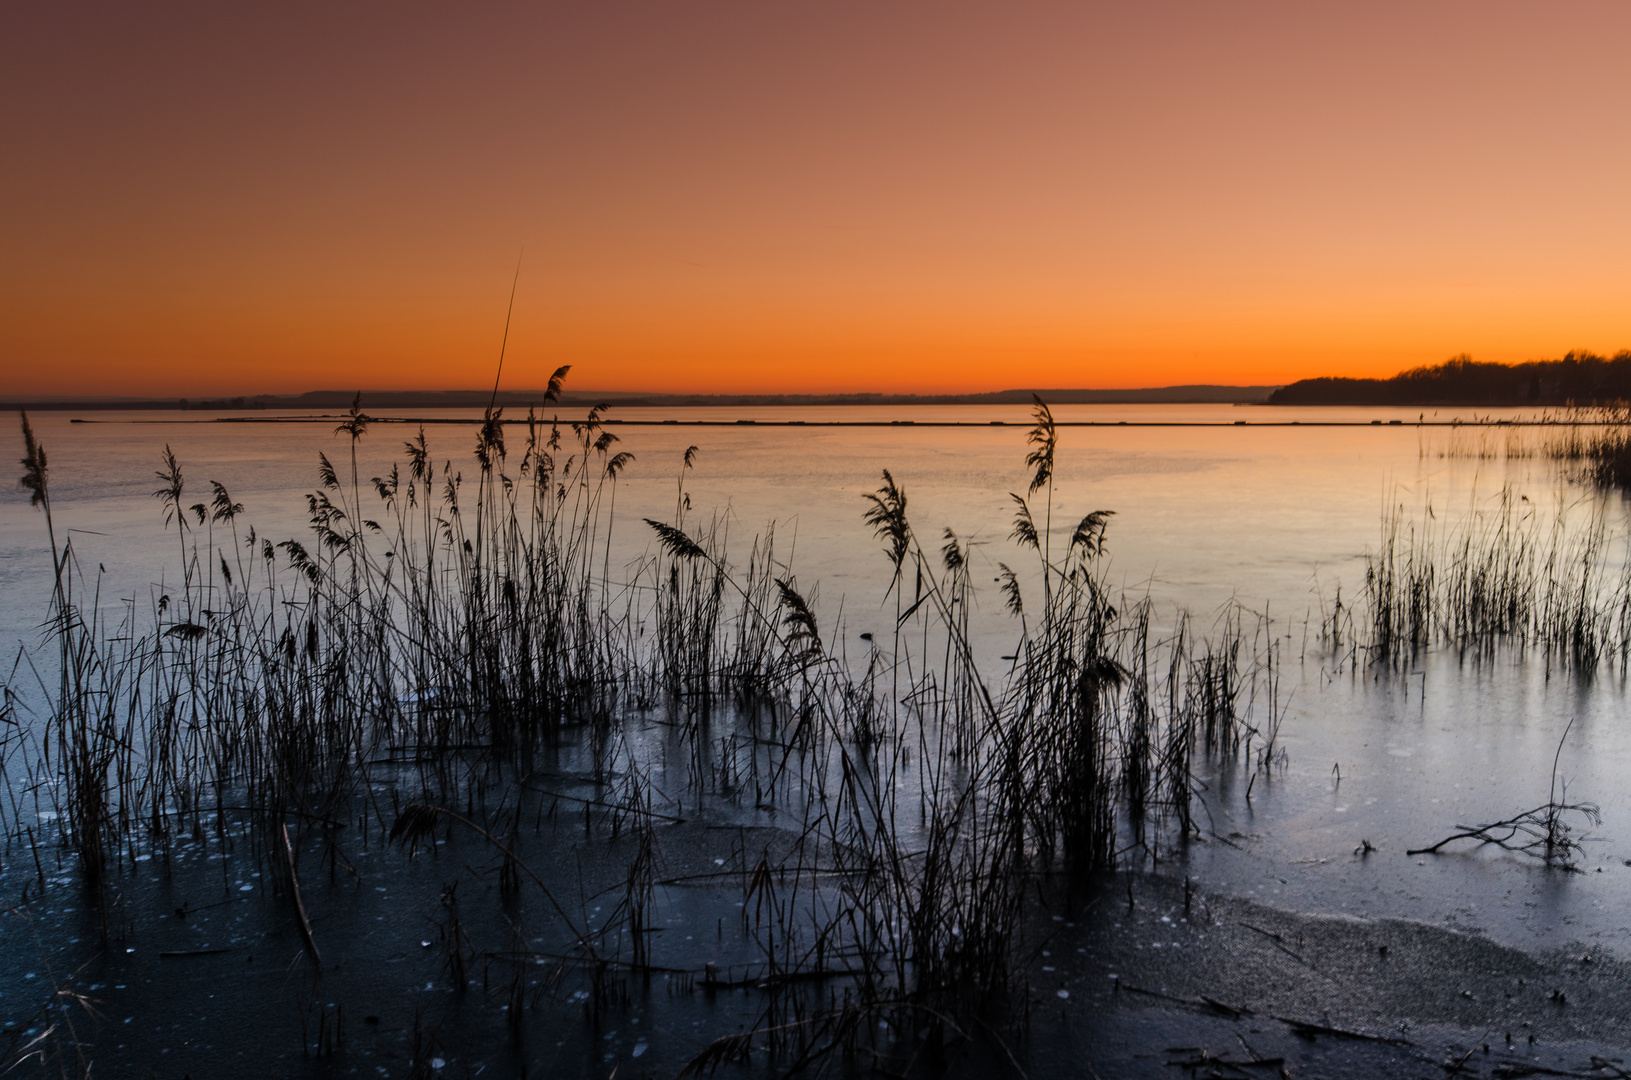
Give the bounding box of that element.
[1567,403,1631,489]
[1423,405,1631,491]
[1334,486,1631,673]
[6,392,1289,1073]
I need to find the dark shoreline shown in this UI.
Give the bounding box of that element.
[1024,871,1631,1079]
[1271,351,1631,406]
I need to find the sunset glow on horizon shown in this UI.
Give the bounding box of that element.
[5,2,1631,398]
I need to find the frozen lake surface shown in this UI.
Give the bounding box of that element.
[3,401,1630,1076]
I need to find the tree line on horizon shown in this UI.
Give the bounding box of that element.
[1270,351,1631,406]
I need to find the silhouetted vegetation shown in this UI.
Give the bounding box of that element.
[4,391,1291,1076]
[1566,405,1631,490]
[1423,404,1631,492]
[1321,487,1631,674]
[1272,351,1631,406]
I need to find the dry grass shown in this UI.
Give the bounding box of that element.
[1325,486,1631,674]
[6,392,1291,1071]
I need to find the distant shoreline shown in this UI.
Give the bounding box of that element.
[1270,352,1631,406]
[3,384,1278,411]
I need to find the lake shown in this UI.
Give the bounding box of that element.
[3,401,1630,1077]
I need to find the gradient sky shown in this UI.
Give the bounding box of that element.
[5,2,1631,397]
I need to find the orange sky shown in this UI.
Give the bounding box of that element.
[5,2,1631,397]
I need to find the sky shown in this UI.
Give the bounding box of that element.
[4,2,1631,397]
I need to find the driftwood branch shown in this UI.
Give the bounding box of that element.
[1407,801,1600,868]
[1413,718,1600,869]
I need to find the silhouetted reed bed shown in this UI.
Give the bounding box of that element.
[1323,486,1631,673]
[1379,407,1631,676]
[1426,405,1631,491]
[1560,404,1631,490]
[4,394,1289,1074]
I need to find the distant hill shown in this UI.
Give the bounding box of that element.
[1270,352,1631,406]
[6,384,1280,411]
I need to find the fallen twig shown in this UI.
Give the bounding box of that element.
[1407,801,1601,869]
[1270,1014,1412,1046]
[281,822,321,967]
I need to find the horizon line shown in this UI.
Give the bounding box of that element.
[4,383,1284,410]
